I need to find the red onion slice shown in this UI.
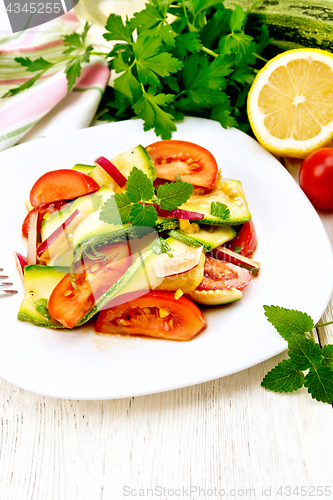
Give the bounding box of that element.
[27,210,38,265]
[153,246,203,279]
[14,252,27,281]
[95,156,127,188]
[153,204,204,220]
[36,209,80,259]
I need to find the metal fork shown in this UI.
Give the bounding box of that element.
[0,268,18,297]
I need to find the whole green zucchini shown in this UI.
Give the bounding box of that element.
[224,0,333,51]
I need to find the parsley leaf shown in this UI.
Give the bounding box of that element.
[126,167,154,203]
[261,359,305,393]
[210,201,230,221]
[65,46,93,92]
[151,237,173,257]
[304,366,333,404]
[263,305,314,341]
[99,193,132,225]
[288,334,322,371]
[130,203,157,227]
[133,89,176,139]
[2,71,44,98]
[175,32,202,58]
[15,57,53,72]
[157,181,193,211]
[104,14,133,43]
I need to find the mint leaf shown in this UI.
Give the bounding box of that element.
[210,201,230,221]
[126,167,154,203]
[304,366,333,404]
[15,57,53,72]
[157,181,193,211]
[320,345,333,368]
[263,305,314,341]
[99,193,132,225]
[34,298,50,320]
[261,359,305,393]
[130,203,157,227]
[288,334,322,371]
[104,14,133,43]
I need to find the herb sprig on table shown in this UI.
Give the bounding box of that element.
[262,306,333,405]
[3,1,272,138]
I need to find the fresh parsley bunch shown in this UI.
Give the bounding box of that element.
[99,0,272,138]
[263,306,333,405]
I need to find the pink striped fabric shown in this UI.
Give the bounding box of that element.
[0,12,111,151]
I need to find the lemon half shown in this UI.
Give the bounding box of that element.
[247,49,333,159]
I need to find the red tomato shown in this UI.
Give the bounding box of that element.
[48,244,131,329]
[30,170,99,207]
[22,201,69,238]
[95,290,206,341]
[197,256,251,292]
[146,140,218,189]
[299,148,333,210]
[224,220,257,258]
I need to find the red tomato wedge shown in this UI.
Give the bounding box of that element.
[95,290,206,341]
[197,256,251,292]
[48,244,131,329]
[22,201,69,238]
[224,220,257,258]
[146,140,218,189]
[30,169,99,207]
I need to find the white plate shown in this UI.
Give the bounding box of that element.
[1,117,332,400]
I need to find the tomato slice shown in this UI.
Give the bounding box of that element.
[22,201,69,238]
[48,243,131,329]
[95,290,206,341]
[197,256,251,292]
[30,170,99,207]
[224,220,257,258]
[146,140,218,189]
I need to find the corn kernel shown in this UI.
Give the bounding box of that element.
[143,308,151,314]
[119,319,130,326]
[64,290,72,297]
[222,182,239,197]
[179,219,190,231]
[174,289,183,300]
[169,319,174,328]
[43,212,50,220]
[159,308,169,319]
[186,158,193,164]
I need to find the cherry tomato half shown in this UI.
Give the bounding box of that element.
[299,148,333,210]
[48,244,131,329]
[95,290,206,341]
[22,201,69,238]
[30,169,99,207]
[146,140,219,189]
[224,220,257,258]
[197,256,251,292]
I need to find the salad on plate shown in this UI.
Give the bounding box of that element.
[16,140,260,341]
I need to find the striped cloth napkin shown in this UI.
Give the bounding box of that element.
[0,11,110,152]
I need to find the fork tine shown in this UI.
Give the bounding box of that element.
[0,290,18,295]
[0,275,9,279]
[0,268,3,272]
[0,282,13,287]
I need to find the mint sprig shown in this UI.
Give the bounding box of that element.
[262,305,333,405]
[210,201,230,221]
[99,167,193,228]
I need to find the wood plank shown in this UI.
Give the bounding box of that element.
[0,355,332,499]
